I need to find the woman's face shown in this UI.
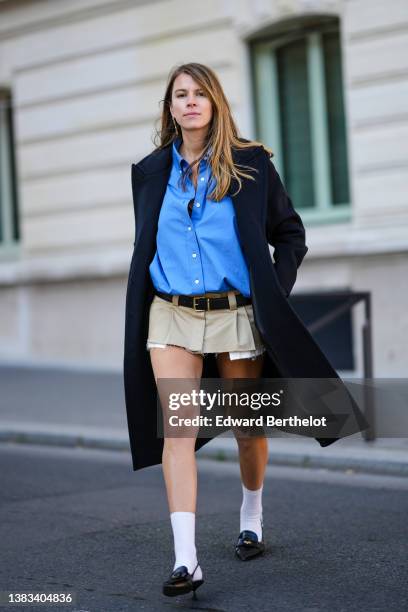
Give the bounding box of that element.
[170,72,213,135]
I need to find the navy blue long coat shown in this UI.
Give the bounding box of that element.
[123,139,366,471]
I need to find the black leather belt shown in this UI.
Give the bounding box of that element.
[155,291,251,311]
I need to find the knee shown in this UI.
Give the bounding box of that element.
[163,437,196,455]
[236,435,267,452]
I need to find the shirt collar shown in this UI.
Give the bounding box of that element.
[172,137,212,172]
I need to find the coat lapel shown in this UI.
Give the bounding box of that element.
[132,147,172,258]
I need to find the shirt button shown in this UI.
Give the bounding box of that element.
[187,226,191,231]
[192,253,197,258]
[194,279,199,284]
[196,202,200,207]
[200,177,204,181]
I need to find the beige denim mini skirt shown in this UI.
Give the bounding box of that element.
[146,290,266,361]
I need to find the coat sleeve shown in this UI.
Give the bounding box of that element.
[265,155,308,297]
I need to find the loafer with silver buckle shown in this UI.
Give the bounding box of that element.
[235,529,265,561]
[162,561,204,598]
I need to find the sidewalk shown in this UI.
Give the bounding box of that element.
[1,362,407,477]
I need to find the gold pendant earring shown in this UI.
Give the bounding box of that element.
[172,115,179,134]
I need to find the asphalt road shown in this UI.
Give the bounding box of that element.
[0,442,407,612]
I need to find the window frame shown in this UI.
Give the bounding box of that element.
[251,23,351,225]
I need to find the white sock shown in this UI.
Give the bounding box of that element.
[170,511,202,581]
[240,483,263,541]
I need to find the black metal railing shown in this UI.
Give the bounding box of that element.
[290,290,375,441]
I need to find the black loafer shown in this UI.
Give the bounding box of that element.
[235,529,265,561]
[162,561,204,598]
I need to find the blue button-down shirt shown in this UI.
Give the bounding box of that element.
[149,137,251,297]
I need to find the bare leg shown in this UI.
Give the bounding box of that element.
[217,352,267,553]
[216,352,268,489]
[150,345,205,584]
[149,346,203,512]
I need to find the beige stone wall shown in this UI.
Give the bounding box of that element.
[0,276,126,368]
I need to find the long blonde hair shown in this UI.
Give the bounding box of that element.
[153,62,274,200]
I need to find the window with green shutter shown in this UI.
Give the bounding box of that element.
[251,19,351,225]
[0,89,20,258]
[277,38,315,210]
[323,31,350,206]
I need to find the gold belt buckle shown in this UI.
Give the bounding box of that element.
[193,296,211,311]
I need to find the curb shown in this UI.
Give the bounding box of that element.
[1,429,407,477]
[0,430,128,451]
[197,444,408,477]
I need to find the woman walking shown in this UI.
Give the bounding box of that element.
[123,62,366,599]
